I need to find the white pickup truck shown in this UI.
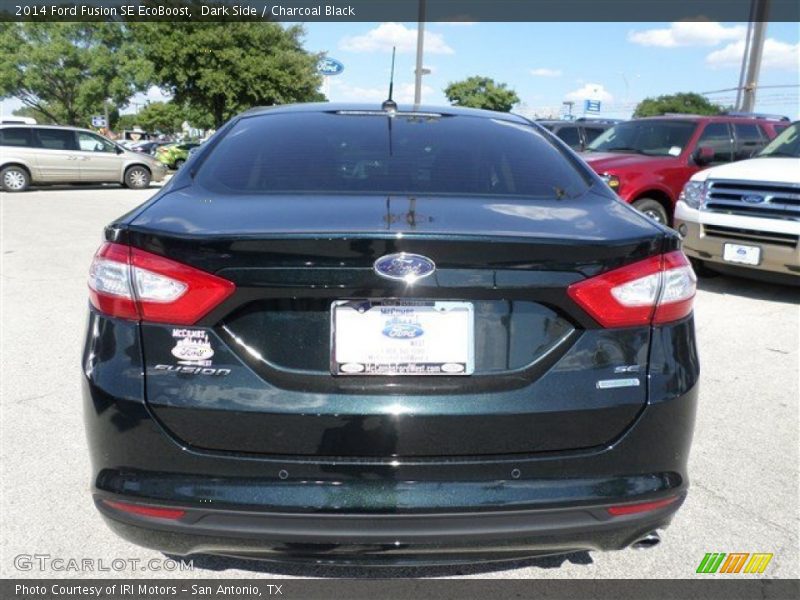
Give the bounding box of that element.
[674,121,800,285]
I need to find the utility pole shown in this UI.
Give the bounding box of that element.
[735,20,754,109]
[413,0,426,105]
[740,0,770,112]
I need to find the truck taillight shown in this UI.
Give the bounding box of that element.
[567,251,696,327]
[88,242,235,324]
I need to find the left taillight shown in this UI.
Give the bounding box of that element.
[88,242,235,324]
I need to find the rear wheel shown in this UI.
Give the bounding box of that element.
[632,198,669,226]
[124,166,151,189]
[1,165,30,192]
[173,159,186,170]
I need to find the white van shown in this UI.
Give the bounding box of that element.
[0,124,167,192]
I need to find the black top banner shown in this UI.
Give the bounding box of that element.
[2,0,799,22]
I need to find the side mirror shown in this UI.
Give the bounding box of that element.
[115,146,124,155]
[693,146,715,166]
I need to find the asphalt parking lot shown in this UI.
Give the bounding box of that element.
[1,184,797,580]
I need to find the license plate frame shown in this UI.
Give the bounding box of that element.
[723,243,761,266]
[330,300,475,376]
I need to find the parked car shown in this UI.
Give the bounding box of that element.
[84,103,699,564]
[537,118,620,152]
[129,140,170,156]
[155,142,200,169]
[582,114,787,225]
[674,120,800,285]
[0,124,167,192]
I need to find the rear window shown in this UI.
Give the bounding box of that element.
[734,123,764,142]
[197,112,590,198]
[35,129,78,150]
[555,126,580,147]
[0,127,33,147]
[583,127,606,144]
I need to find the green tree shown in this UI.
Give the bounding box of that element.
[11,105,56,124]
[0,23,150,126]
[128,101,185,134]
[443,76,520,112]
[130,19,324,128]
[634,93,723,117]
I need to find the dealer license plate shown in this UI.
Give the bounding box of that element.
[331,300,474,376]
[723,243,761,266]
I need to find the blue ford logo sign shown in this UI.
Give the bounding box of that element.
[374,253,436,283]
[382,323,425,339]
[743,194,765,204]
[317,57,344,76]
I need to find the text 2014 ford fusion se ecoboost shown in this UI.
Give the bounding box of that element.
[82,103,699,564]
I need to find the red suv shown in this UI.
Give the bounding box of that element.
[582,114,788,224]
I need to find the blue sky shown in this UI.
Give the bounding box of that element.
[2,21,797,120]
[304,21,800,119]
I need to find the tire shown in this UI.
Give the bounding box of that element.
[124,166,151,189]
[173,159,185,170]
[1,165,30,192]
[632,198,669,226]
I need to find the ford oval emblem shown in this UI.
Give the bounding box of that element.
[316,57,345,76]
[374,253,436,283]
[743,194,765,204]
[382,323,425,339]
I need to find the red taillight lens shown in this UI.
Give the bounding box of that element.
[88,242,235,324]
[567,251,696,328]
[102,499,186,520]
[607,496,679,517]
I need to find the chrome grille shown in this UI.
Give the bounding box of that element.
[704,179,800,221]
[703,224,799,248]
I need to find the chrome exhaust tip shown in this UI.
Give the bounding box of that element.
[631,531,661,550]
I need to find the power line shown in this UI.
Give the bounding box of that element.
[703,84,800,95]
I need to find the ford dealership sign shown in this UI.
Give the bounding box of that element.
[317,57,345,76]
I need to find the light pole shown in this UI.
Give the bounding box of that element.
[619,72,640,114]
[414,0,426,105]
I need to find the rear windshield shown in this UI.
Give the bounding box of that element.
[196,112,590,198]
[0,127,33,147]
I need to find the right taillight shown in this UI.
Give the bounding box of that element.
[88,242,235,324]
[568,251,696,328]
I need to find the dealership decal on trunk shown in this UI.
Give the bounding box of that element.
[171,328,214,365]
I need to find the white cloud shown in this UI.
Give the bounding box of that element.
[530,68,562,77]
[339,22,454,55]
[706,38,800,70]
[628,21,746,47]
[564,83,614,103]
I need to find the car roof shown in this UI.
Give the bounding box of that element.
[0,123,98,134]
[239,102,532,124]
[632,115,786,123]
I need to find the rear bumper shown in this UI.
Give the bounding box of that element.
[151,163,168,182]
[94,493,683,565]
[83,312,699,563]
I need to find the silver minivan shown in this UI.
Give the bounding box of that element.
[0,125,167,192]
